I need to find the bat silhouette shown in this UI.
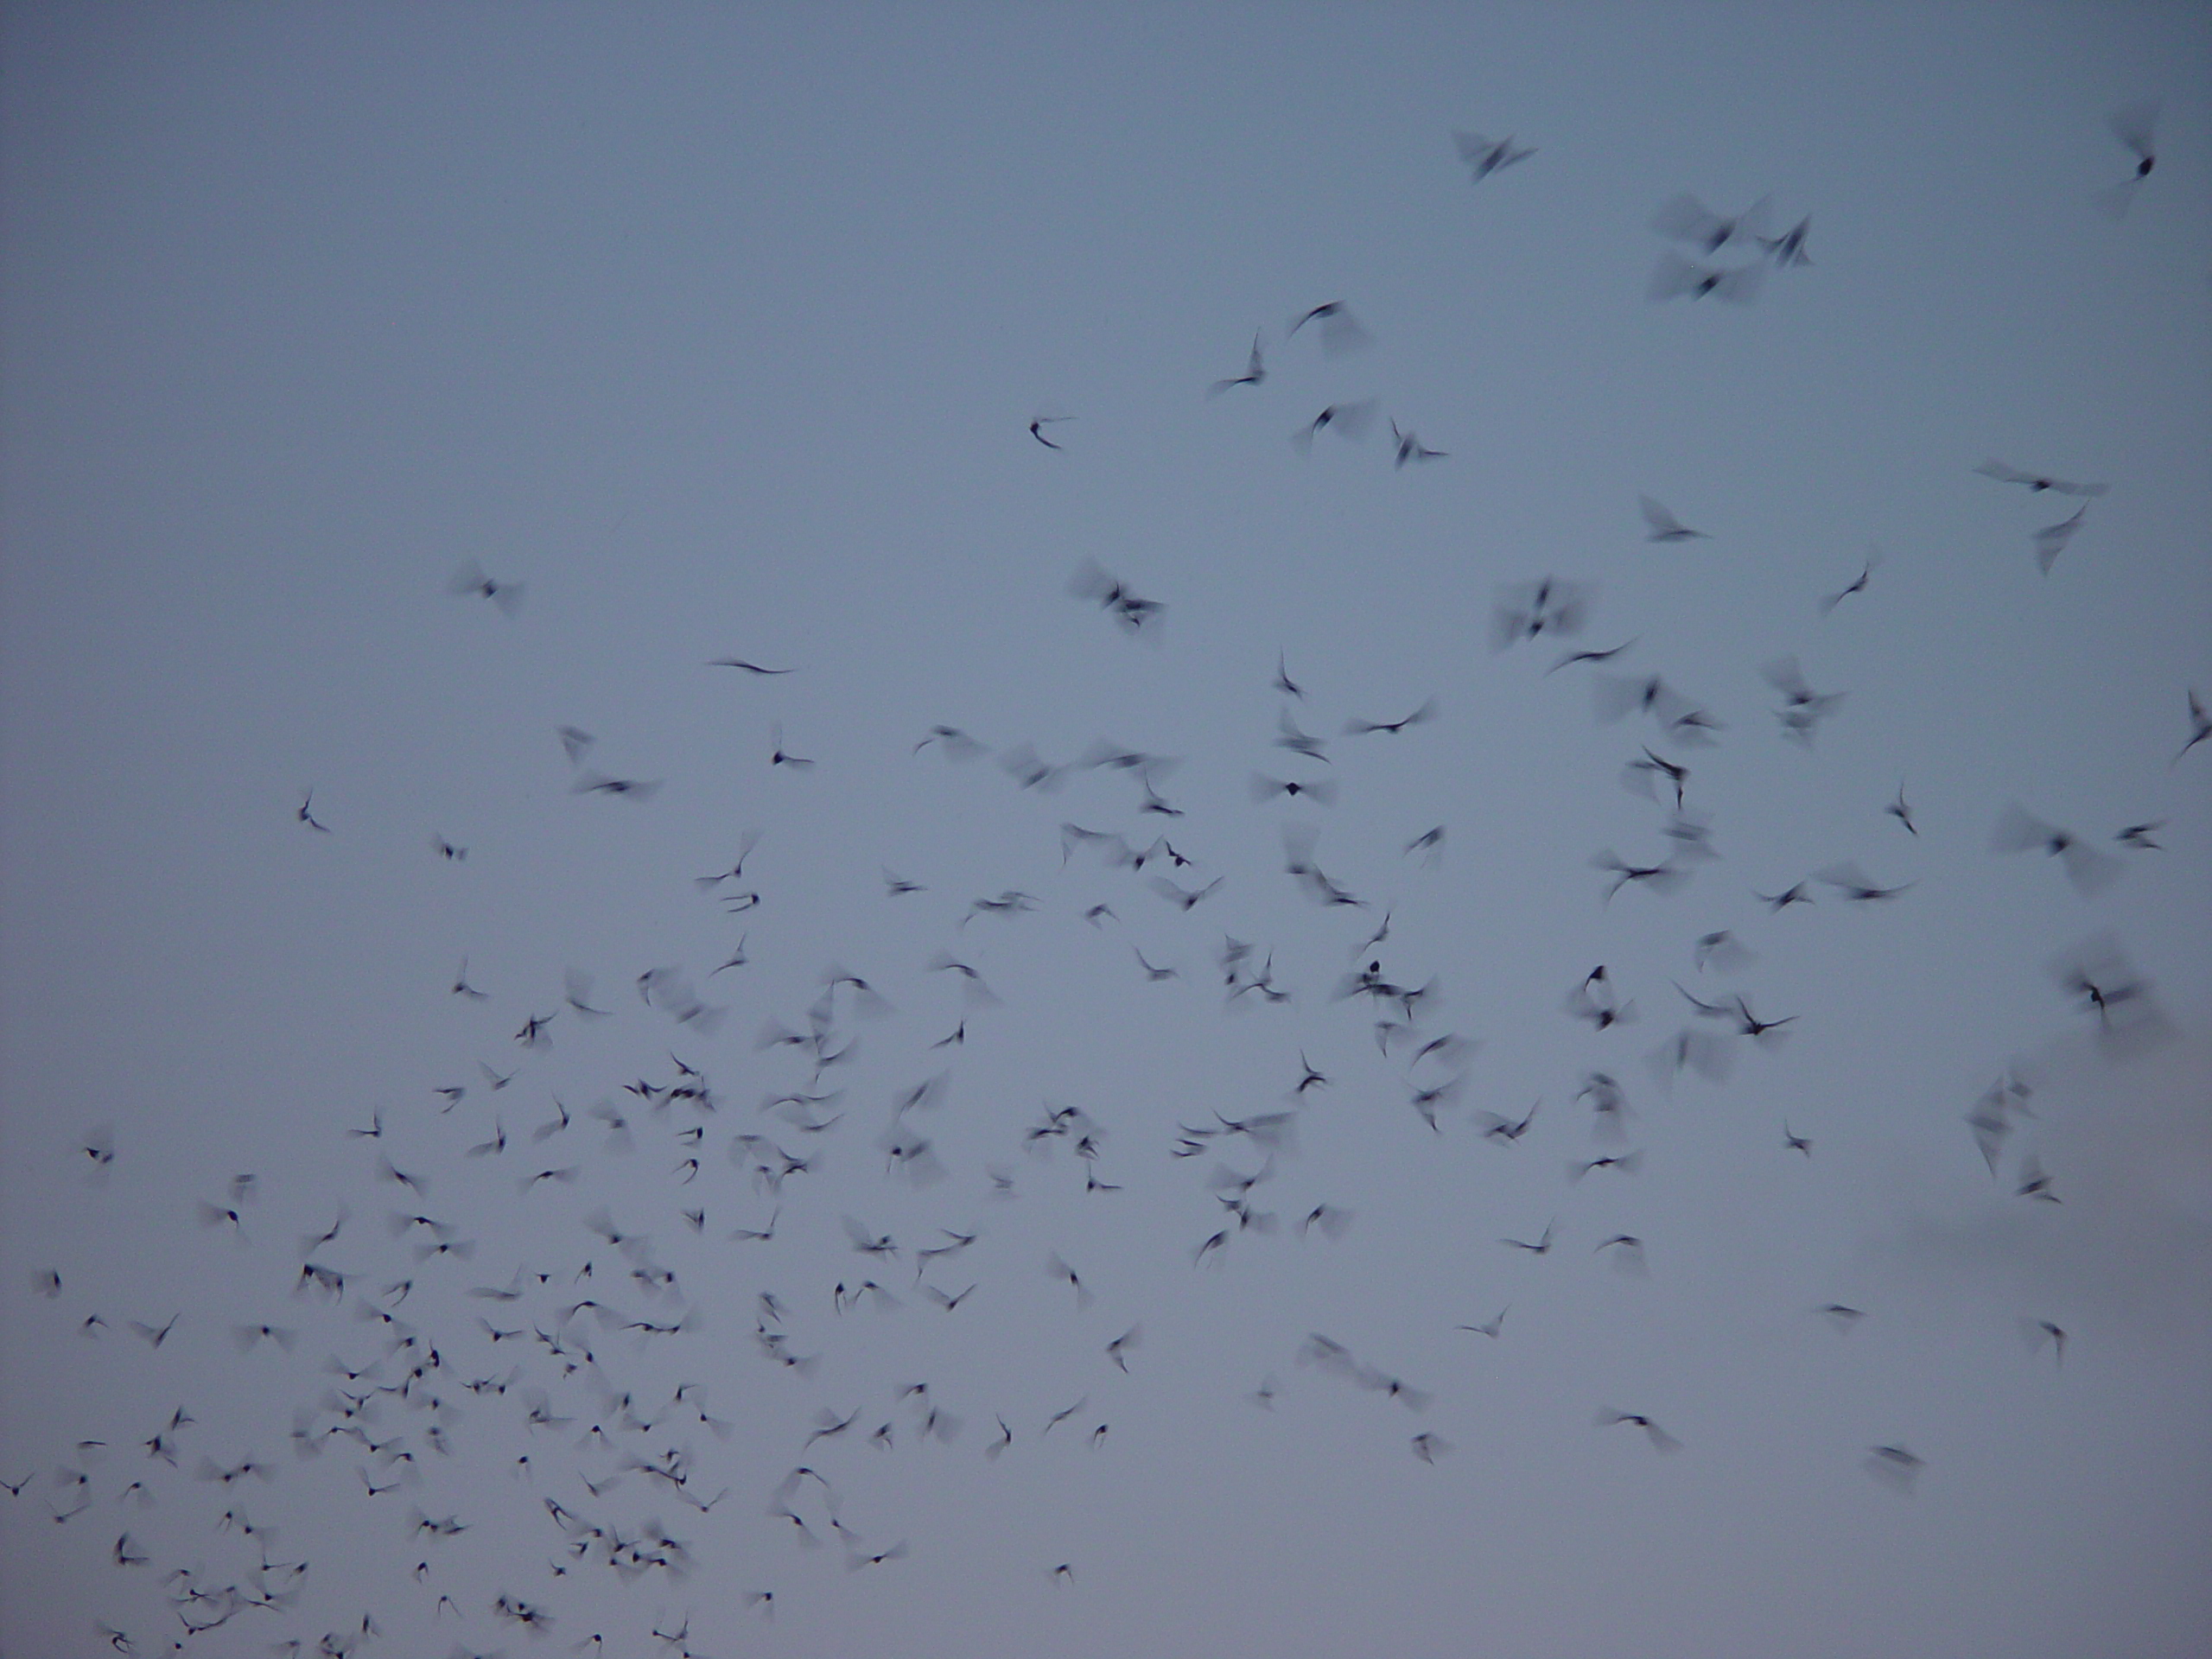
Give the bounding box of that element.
[1453,130,1535,181]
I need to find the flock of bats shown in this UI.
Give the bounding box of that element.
[10,102,2200,1659]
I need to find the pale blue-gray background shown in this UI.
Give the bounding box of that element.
[3,5,2209,1656]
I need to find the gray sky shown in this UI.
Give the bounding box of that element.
[3,5,2209,1656]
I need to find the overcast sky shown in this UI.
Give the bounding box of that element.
[3,5,2209,1657]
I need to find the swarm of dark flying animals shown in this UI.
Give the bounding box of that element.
[21,106,2189,1658]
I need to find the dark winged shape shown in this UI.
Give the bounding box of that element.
[2096,102,2158,219]
[448,560,526,617]
[1651,192,1771,254]
[1293,400,1379,452]
[1286,302,1372,354]
[1209,332,1266,396]
[1990,803,2120,895]
[1390,420,1446,467]
[1070,560,1166,632]
[1453,130,1535,181]
[2178,691,2211,765]
[1818,550,1879,615]
[1344,696,1438,736]
[1974,458,2107,498]
[1647,250,1763,303]
[1639,496,1708,542]
[1761,216,1813,267]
